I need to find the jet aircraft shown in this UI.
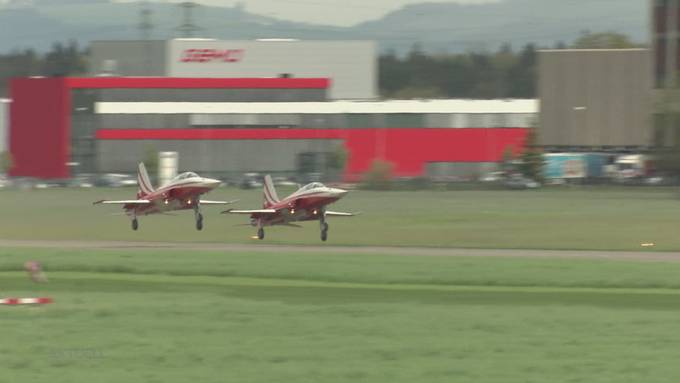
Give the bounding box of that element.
[223,175,355,241]
[94,163,235,231]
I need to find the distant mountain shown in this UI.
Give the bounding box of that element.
[0,0,647,53]
[353,0,648,53]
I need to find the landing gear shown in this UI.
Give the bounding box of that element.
[257,227,265,240]
[194,205,203,231]
[196,213,203,231]
[131,218,139,231]
[320,218,329,242]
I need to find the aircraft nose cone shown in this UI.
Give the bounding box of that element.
[203,178,222,188]
[332,188,349,197]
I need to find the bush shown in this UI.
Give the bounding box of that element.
[0,151,13,174]
[360,160,394,190]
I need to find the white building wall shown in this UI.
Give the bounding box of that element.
[166,39,377,100]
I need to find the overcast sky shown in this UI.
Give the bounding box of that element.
[128,0,501,26]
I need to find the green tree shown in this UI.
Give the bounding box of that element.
[378,43,538,99]
[42,40,87,77]
[361,160,394,190]
[501,145,516,174]
[0,40,88,96]
[0,151,13,174]
[519,127,545,182]
[392,85,446,99]
[328,145,348,172]
[572,31,638,49]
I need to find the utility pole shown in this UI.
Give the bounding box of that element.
[665,0,679,145]
[176,1,200,38]
[138,1,154,76]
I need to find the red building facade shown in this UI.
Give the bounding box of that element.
[10,77,529,180]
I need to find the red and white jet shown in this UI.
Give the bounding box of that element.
[223,175,355,241]
[95,163,235,231]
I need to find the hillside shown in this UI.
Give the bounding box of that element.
[0,0,647,53]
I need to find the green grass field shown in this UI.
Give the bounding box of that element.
[2,247,680,382]
[1,186,679,250]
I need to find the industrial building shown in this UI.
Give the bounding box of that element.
[8,37,539,181]
[9,76,328,179]
[652,0,678,88]
[538,49,653,149]
[651,0,680,148]
[89,39,377,100]
[8,76,536,181]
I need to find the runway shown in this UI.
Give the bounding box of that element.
[1,239,679,262]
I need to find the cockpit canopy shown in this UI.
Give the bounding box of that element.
[173,172,199,181]
[299,182,325,191]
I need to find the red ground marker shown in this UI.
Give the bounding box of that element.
[0,297,53,305]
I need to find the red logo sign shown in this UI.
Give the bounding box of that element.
[180,49,244,63]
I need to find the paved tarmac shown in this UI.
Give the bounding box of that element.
[1,239,680,262]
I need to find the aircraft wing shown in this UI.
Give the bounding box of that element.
[222,209,277,215]
[325,211,358,217]
[200,200,238,205]
[93,199,151,205]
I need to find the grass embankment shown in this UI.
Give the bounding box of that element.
[2,247,680,382]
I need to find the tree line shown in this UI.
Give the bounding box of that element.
[0,31,638,99]
[379,31,639,100]
[0,40,87,97]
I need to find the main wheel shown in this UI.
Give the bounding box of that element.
[196,213,203,231]
[257,228,265,240]
[321,229,328,242]
[132,218,139,231]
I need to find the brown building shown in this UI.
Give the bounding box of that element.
[538,49,653,149]
[653,0,679,88]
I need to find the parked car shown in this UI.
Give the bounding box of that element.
[505,174,540,190]
[480,171,505,183]
[240,173,263,189]
[69,174,95,188]
[95,173,137,187]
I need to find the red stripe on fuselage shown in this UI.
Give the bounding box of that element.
[255,191,342,226]
[124,184,214,215]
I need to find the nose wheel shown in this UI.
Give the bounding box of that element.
[257,227,265,240]
[320,221,328,242]
[131,218,139,231]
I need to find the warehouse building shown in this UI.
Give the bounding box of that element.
[651,0,680,148]
[8,76,536,181]
[652,0,678,88]
[89,39,377,100]
[538,49,653,149]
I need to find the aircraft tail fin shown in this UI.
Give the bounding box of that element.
[137,162,155,197]
[262,174,280,208]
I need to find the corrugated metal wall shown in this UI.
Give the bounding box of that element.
[97,139,344,177]
[96,88,326,102]
[539,49,652,147]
